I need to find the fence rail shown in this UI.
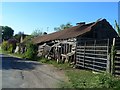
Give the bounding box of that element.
[76,38,120,76]
[76,39,110,73]
[113,38,120,76]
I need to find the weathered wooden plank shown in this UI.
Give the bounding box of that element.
[76,62,106,72]
[77,49,107,52]
[84,59,107,65]
[77,46,108,48]
[76,60,84,63]
[76,63,84,67]
[84,65,93,70]
[92,68,106,72]
[116,50,120,54]
[84,66,105,72]
[115,65,120,69]
[114,70,120,74]
[84,62,106,69]
[76,57,84,59]
[93,64,107,69]
[115,59,120,63]
[77,52,107,56]
[76,39,109,73]
[84,56,107,60]
[84,59,93,63]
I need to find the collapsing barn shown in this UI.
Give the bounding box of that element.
[32,19,118,63]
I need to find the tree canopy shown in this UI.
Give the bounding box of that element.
[31,29,43,37]
[2,26,14,41]
[54,22,73,31]
[31,29,47,37]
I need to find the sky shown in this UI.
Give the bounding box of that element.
[2,2,119,35]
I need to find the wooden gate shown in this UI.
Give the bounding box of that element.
[112,38,120,75]
[76,39,110,73]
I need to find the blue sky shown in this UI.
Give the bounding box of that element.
[2,2,118,35]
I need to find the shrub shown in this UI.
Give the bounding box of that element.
[24,42,38,60]
[7,44,13,53]
[1,39,18,53]
[1,41,8,51]
[8,38,18,50]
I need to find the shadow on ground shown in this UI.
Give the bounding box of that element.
[1,54,42,70]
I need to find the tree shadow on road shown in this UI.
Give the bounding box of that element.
[1,54,43,70]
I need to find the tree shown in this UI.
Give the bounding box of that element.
[54,22,73,31]
[31,29,43,37]
[2,26,14,41]
[115,20,120,37]
[24,42,38,60]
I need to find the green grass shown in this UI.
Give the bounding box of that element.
[38,57,71,70]
[38,57,120,88]
[1,49,24,58]
[10,53,24,58]
[0,48,2,54]
[0,49,8,54]
[60,69,120,88]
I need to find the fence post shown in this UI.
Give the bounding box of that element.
[111,38,116,75]
[107,39,110,73]
[93,40,96,70]
[83,41,86,68]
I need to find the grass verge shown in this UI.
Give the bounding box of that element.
[1,50,24,58]
[38,57,120,88]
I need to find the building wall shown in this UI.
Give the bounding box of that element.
[77,19,118,44]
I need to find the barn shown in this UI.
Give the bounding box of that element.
[32,19,118,63]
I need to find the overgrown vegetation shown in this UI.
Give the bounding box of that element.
[1,39,18,53]
[38,57,120,88]
[1,41,8,51]
[61,70,120,88]
[24,42,38,60]
[38,57,71,70]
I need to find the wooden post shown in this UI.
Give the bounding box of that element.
[93,40,96,70]
[111,38,116,75]
[83,41,86,68]
[64,44,66,54]
[107,39,110,73]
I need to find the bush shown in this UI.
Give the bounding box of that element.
[1,41,8,51]
[8,38,18,51]
[1,39,18,53]
[24,42,38,60]
[7,44,13,53]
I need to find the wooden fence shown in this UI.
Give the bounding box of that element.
[76,39,111,73]
[112,38,120,75]
[76,38,120,75]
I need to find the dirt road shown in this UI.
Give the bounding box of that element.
[1,54,67,88]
